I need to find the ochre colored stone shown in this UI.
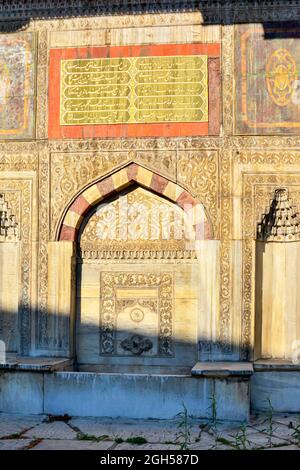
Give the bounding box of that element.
[82,185,103,206]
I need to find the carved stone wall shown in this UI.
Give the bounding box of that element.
[0,1,300,360]
[99,271,174,358]
[0,159,37,354]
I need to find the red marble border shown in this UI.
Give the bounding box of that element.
[48,43,221,139]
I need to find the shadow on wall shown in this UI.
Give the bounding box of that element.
[0,300,247,367]
[0,309,19,354]
[0,0,298,38]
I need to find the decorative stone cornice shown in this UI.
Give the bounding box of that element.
[80,249,197,260]
[0,1,300,22]
[257,188,300,242]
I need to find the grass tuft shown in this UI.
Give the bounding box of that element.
[126,436,147,445]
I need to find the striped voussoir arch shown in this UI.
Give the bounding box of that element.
[58,163,212,241]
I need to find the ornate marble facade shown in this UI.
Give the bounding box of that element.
[0,0,300,374]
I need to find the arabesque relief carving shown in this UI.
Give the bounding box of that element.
[1,4,300,362]
[50,150,178,239]
[100,272,173,357]
[80,186,191,255]
[177,150,219,238]
[241,171,300,359]
[0,179,33,354]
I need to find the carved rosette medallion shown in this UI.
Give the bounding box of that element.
[266,49,297,107]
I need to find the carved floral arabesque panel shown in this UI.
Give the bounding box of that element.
[80,186,189,256]
[0,178,33,354]
[4,11,300,360]
[50,150,178,239]
[50,148,219,241]
[177,150,219,238]
[100,272,173,358]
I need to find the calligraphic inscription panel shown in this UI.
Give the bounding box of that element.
[235,23,300,134]
[60,56,208,126]
[0,33,36,139]
[49,43,220,138]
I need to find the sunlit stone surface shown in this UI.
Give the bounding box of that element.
[0,0,300,420]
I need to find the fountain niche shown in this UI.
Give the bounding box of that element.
[256,188,300,360]
[76,185,200,374]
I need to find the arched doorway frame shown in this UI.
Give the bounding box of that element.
[47,163,216,359]
[55,162,213,242]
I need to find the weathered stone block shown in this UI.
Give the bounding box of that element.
[0,372,43,414]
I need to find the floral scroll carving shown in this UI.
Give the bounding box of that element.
[100,272,173,357]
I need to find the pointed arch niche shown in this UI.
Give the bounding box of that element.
[47,163,219,365]
[255,188,300,360]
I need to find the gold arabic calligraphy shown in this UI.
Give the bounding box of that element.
[60,56,208,125]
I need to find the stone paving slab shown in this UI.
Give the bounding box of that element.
[246,432,289,449]
[0,439,34,450]
[212,429,289,449]
[70,417,202,443]
[268,445,300,450]
[114,443,179,450]
[24,421,77,440]
[0,414,44,438]
[0,413,300,451]
[250,414,300,430]
[248,415,269,429]
[273,415,300,427]
[269,423,297,442]
[189,434,220,450]
[249,419,300,442]
[30,439,113,450]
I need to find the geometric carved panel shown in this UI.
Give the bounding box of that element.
[100,272,173,357]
